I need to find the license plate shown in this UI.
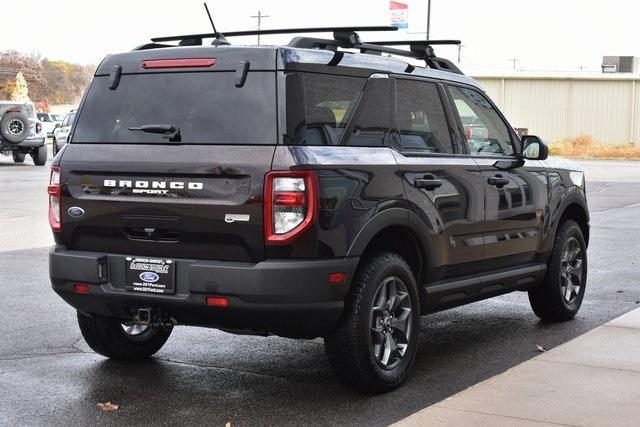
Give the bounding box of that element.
[126,257,175,294]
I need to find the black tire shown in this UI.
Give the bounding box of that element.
[31,145,47,166]
[0,111,30,143]
[77,311,173,360]
[324,252,420,393]
[52,138,58,155]
[529,219,587,321]
[12,152,25,163]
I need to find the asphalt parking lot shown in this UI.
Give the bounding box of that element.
[1,150,639,425]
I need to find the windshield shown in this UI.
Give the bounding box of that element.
[72,71,277,144]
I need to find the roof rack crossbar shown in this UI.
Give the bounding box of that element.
[151,26,397,43]
[368,39,462,47]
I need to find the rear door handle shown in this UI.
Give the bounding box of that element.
[487,175,510,188]
[415,175,443,190]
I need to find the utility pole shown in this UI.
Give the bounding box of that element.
[509,58,518,70]
[250,10,269,45]
[426,0,432,41]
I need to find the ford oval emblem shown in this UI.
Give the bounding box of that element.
[67,207,85,218]
[139,272,160,283]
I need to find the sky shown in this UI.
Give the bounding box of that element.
[3,0,639,75]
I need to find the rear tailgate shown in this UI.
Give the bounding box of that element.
[59,144,273,262]
[58,48,278,262]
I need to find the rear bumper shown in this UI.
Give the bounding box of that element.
[1,137,45,150]
[49,246,359,338]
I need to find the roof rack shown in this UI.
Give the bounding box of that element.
[366,40,463,74]
[150,26,398,44]
[142,26,464,75]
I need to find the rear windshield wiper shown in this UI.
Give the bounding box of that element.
[128,124,181,142]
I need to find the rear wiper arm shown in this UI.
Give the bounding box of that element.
[128,124,181,142]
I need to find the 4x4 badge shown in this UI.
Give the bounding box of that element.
[225,214,250,223]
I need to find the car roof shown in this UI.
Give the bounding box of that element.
[96,45,482,90]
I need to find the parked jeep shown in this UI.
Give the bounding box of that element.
[48,27,589,393]
[1,100,48,165]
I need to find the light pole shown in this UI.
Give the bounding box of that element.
[250,10,270,45]
[426,0,431,41]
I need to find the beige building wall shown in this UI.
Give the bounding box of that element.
[472,75,640,145]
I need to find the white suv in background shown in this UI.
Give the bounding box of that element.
[52,110,76,155]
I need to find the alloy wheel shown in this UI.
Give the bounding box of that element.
[560,236,584,303]
[369,276,413,369]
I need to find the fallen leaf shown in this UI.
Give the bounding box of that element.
[225,422,232,427]
[616,290,624,294]
[536,345,547,353]
[635,301,640,304]
[97,401,119,411]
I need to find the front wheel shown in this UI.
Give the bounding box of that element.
[324,252,420,393]
[31,145,47,166]
[529,220,587,321]
[12,152,25,163]
[77,312,173,360]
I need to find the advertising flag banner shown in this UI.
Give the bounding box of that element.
[390,1,409,29]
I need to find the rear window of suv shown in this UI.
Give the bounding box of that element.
[72,71,277,144]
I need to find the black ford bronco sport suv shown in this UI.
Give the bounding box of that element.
[49,26,589,393]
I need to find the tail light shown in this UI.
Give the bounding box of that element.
[48,166,61,232]
[264,171,318,244]
[36,121,42,134]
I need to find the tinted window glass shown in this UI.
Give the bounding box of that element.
[345,78,393,147]
[395,79,452,153]
[449,86,513,156]
[285,73,365,145]
[73,72,276,144]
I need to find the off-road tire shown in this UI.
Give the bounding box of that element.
[529,220,587,321]
[324,252,420,393]
[0,111,30,143]
[77,311,173,360]
[31,145,47,166]
[12,152,25,163]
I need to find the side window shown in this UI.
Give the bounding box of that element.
[62,115,70,127]
[285,73,365,145]
[345,77,393,147]
[448,86,514,156]
[395,79,453,154]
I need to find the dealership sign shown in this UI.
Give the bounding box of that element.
[390,1,408,28]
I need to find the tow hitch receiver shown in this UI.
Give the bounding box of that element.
[135,308,176,328]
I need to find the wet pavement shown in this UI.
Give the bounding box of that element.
[1,153,639,425]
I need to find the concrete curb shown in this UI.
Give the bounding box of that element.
[395,308,640,427]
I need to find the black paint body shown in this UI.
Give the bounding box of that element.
[49,45,589,338]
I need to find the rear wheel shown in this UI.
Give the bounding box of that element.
[77,311,173,360]
[12,152,25,163]
[31,145,47,166]
[324,252,420,393]
[529,220,587,321]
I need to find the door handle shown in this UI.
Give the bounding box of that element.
[415,175,443,190]
[488,175,510,188]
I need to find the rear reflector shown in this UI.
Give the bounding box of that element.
[73,283,90,294]
[142,58,216,69]
[328,272,347,284]
[206,296,229,307]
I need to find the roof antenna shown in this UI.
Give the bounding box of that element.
[204,2,230,46]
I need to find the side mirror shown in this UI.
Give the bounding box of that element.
[54,123,61,129]
[521,135,548,160]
